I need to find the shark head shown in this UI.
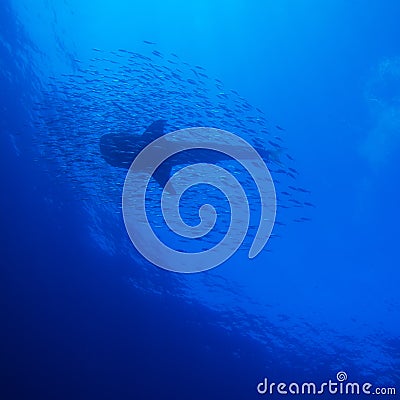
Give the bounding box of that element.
[100,120,167,168]
[100,120,177,192]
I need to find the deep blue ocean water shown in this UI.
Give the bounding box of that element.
[1,1,399,399]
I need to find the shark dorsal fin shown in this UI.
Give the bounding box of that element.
[142,120,167,141]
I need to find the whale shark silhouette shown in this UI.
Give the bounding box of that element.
[100,120,279,189]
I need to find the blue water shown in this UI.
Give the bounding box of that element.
[1,0,399,399]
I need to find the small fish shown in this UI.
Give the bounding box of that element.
[268,140,281,148]
[171,72,182,80]
[144,40,157,45]
[256,107,264,114]
[274,221,286,226]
